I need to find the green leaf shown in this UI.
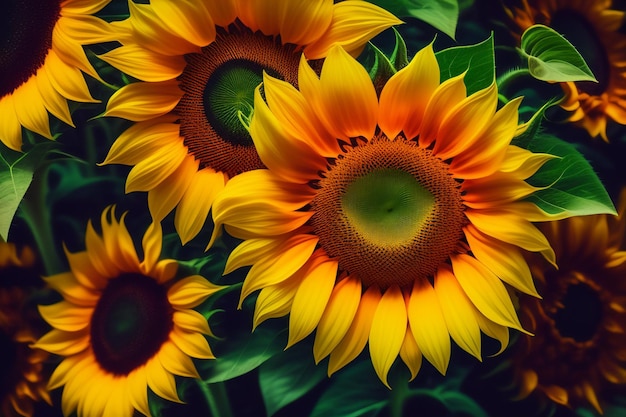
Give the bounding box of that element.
[435,34,495,95]
[368,0,459,39]
[0,142,57,241]
[364,29,409,87]
[512,106,615,218]
[520,24,597,82]
[434,389,489,417]
[202,326,287,383]
[259,343,328,416]
[310,360,388,417]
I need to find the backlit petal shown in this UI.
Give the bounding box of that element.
[104,80,183,121]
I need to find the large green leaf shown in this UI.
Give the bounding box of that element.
[512,104,615,218]
[520,24,597,83]
[0,142,57,241]
[258,343,328,416]
[435,34,495,95]
[202,326,287,383]
[368,0,459,39]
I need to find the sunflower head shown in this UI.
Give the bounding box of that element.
[0,242,51,417]
[512,188,626,413]
[33,207,223,417]
[504,0,626,141]
[99,0,402,245]
[210,43,559,386]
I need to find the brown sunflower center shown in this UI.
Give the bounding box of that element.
[90,273,173,376]
[177,23,301,178]
[550,279,603,343]
[311,136,467,289]
[0,0,61,97]
[550,9,610,96]
[0,329,18,400]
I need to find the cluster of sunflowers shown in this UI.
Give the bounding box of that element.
[2,0,626,416]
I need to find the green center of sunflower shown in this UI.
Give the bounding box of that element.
[342,169,435,245]
[177,23,301,178]
[90,273,173,376]
[550,9,610,95]
[0,329,18,399]
[311,136,467,289]
[551,280,603,343]
[0,0,61,97]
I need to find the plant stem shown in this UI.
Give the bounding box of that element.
[389,373,410,417]
[197,380,234,417]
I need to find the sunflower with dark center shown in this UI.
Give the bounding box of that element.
[99,0,401,245]
[208,44,562,385]
[512,189,626,414]
[504,0,626,141]
[33,207,223,417]
[0,0,114,151]
[0,243,51,417]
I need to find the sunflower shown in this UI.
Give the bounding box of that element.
[0,0,114,151]
[208,44,560,386]
[33,207,222,417]
[99,0,401,245]
[511,189,626,414]
[0,243,51,417]
[503,0,626,141]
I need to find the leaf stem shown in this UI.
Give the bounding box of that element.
[197,380,234,417]
[389,373,409,417]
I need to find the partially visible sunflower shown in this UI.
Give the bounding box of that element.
[512,189,626,414]
[33,207,222,417]
[504,0,626,140]
[0,243,51,417]
[0,0,114,151]
[99,0,401,244]
[209,44,560,385]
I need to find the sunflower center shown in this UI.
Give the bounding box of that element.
[90,273,173,376]
[0,329,18,399]
[311,136,467,289]
[177,23,301,178]
[550,9,610,95]
[551,281,603,342]
[0,0,61,97]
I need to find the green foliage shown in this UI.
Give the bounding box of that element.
[513,104,616,218]
[368,0,459,39]
[435,34,495,95]
[519,24,597,83]
[259,343,328,416]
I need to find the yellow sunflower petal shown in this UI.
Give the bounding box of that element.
[12,78,52,139]
[37,301,91,332]
[148,155,198,223]
[125,140,189,193]
[498,145,557,178]
[51,23,101,81]
[315,46,378,141]
[225,235,295,275]
[35,65,74,126]
[0,95,23,151]
[127,367,151,417]
[140,221,163,274]
[253,277,301,329]
[369,285,407,388]
[451,254,527,333]
[64,248,108,290]
[150,0,216,47]
[104,80,183,121]
[43,273,99,307]
[56,14,114,44]
[251,84,329,183]
[464,224,539,297]
[313,275,362,363]
[239,234,319,305]
[102,381,134,417]
[79,371,113,417]
[170,327,215,359]
[145,356,182,403]
[449,97,522,179]
[175,168,226,245]
[304,0,402,59]
[465,209,555,264]
[212,170,314,240]
[474,309,510,356]
[60,357,96,416]
[462,172,540,209]
[157,341,200,380]
[280,0,333,45]
[432,82,498,160]
[33,329,89,356]
[287,252,338,348]
[399,324,422,381]
[173,310,212,336]
[205,0,237,27]
[48,352,88,390]
[328,285,381,376]
[167,275,223,309]
[102,211,141,272]
[378,42,439,140]
[408,279,451,375]
[99,45,186,82]
[434,266,482,360]
[235,0,281,34]
[100,117,180,166]
[61,0,111,15]
[418,73,466,148]
[45,49,96,103]
[84,219,118,277]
